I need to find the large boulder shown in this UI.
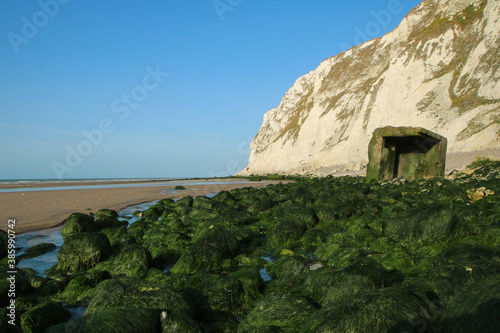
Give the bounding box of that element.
[430,243,500,293]
[94,209,121,228]
[57,232,112,272]
[183,273,250,322]
[303,257,386,306]
[46,308,160,333]
[86,276,193,315]
[18,243,56,260]
[20,301,71,333]
[111,244,151,278]
[301,287,440,332]
[61,212,96,238]
[170,227,239,274]
[239,293,318,332]
[438,275,500,333]
[383,204,467,245]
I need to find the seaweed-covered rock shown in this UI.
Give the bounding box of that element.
[46,308,160,333]
[301,287,440,332]
[20,301,71,333]
[268,256,309,279]
[0,265,33,306]
[86,276,192,315]
[58,270,111,305]
[57,232,112,272]
[161,309,201,333]
[227,268,264,299]
[430,243,500,293]
[239,293,318,332]
[94,208,122,229]
[383,204,467,245]
[170,227,239,274]
[0,307,21,333]
[100,226,136,252]
[303,257,386,306]
[18,243,56,260]
[438,275,500,333]
[184,273,250,321]
[111,244,151,278]
[61,212,96,238]
[266,218,308,249]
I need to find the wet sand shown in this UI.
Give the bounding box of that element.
[0,179,285,233]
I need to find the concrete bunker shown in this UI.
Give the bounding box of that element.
[366,126,447,182]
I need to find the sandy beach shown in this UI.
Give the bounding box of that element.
[0,179,286,233]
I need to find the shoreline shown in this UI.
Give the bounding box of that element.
[0,179,287,234]
[0,177,234,190]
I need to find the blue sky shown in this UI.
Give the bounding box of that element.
[0,0,421,179]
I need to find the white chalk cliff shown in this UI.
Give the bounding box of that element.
[239,0,499,176]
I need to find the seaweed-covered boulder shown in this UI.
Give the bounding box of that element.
[61,212,96,238]
[161,309,201,333]
[301,287,440,332]
[239,293,318,332]
[0,265,33,306]
[111,244,151,278]
[57,232,112,272]
[430,243,500,293]
[0,307,21,333]
[20,301,71,333]
[58,270,111,305]
[184,273,250,322]
[100,226,136,252]
[268,256,309,279]
[46,308,160,333]
[94,209,121,228]
[86,276,193,315]
[266,218,308,249]
[438,275,500,333]
[18,243,56,260]
[227,268,264,299]
[303,257,386,306]
[170,227,239,274]
[383,204,467,245]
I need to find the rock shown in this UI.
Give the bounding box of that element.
[239,293,318,332]
[20,301,71,333]
[61,212,96,238]
[227,268,265,299]
[111,244,151,278]
[438,275,500,333]
[170,227,239,274]
[383,204,467,245]
[265,218,308,249]
[94,209,121,228]
[46,307,160,333]
[58,270,111,305]
[430,243,500,293]
[0,265,33,306]
[303,257,386,306]
[161,309,201,333]
[57,232,112,272]
[301,287,440,332]
[18,243,56,260]
[175,185,186,190]
[183,273,250,322]
[268,256,309,280]
[86,276,192,315]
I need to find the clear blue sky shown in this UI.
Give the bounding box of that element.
[0,0,421,179]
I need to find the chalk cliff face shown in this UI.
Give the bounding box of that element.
[239,0,499,175]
